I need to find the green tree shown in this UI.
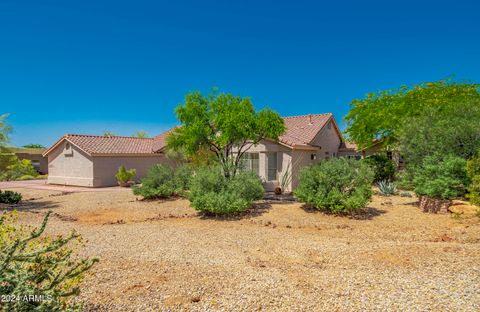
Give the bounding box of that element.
[344,79,480,150]
[102,131,116,136]
[132,130,149,138]
[22,144,46,149]
[399,98,480,168]
[167,91,285,178]
[0,114,15,173]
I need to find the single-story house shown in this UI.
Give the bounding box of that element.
[43,131,175,187]
[43,113,356,190]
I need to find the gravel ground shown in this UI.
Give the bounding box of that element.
[4,188,480,311]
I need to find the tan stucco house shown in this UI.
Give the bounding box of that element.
[43,113,354,190]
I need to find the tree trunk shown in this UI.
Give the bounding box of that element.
[419,196,452,213]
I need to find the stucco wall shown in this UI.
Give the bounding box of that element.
[310,120,341,160]
[233,140,293,192]
[92,155,173,187]
[47,142,95,186]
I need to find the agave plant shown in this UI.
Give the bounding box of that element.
[378,180,397,196]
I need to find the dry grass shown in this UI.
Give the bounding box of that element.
[4,188,480,311]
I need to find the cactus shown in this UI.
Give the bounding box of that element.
[378,180,397,196]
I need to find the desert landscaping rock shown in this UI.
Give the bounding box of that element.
[5,188,480,311]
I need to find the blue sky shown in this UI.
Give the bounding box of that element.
[1,0,479,147]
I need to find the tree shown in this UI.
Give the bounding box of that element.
[0,114,15,173]
[103,131,116,136]
[399,98,480,168]
[344,79,480,150]
[167,91,285,178]
[132,130,149,138]
[22,144,46,149]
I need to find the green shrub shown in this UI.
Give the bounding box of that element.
[378,180,397,196]
[399,191,413,198]
[189,167,264,215]
[363,154,396,182]
[414,155,468,200]
[0,190,22,204]
[466,153,480,206]
[133,164,192,199]
[18,174,36,181]
[3,158,38,181]
[294,158,374,213]
[0,211,97,311]
[115,165,136,184]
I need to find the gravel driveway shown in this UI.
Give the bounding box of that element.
[5,188,480,311]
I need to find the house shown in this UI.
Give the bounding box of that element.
[43,113,350,190]
[43,132,175,187]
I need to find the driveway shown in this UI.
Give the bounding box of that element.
[0,179,129,192]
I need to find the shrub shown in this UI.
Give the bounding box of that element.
[378,180,397,196]
[466,153,480,206]
[0,211,98,311]
[399,191,413,198]
[189,167,264,215]
[294,158,374,213]
[414,155,468,200]
[2,158,38,181]
[0,190,22,204]
[18,174,36,181]
[133,164,192,199]
[115,165,136,184]
[363,154,396,182]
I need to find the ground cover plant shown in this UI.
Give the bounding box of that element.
[0,211,97,311]
[294,158,374,213]
[188,166,264,215]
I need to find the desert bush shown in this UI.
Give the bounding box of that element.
[363,154,396,182]
[189,167,264,215]
[0,211,98,311]
[2,158,38,181]
[466,153,480,206]
[0,190,22,204]
[378,180,397,196]
[414,155,468,200]
[115,165,136,184]
[133,164,192,199]
[294,158,374,213]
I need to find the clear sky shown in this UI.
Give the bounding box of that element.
[1,0,479,147]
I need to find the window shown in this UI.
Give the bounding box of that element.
[267,152,277,181]
[311,154,317,160]
[239,153,259,175]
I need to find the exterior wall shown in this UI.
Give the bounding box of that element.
[47,142,95,187]
[233,140,293,192]
[15,152,48,174]
[92,155,173,187]
[291,150,316,190]
[310,121,341,160]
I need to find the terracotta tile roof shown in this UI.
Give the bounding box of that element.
[152,128,176,152]
[338,142,358,151]
[44,114,339,156]
[64,135,155,155]
[279,113,333,147]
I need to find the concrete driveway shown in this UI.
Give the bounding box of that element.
[0,179,129,192]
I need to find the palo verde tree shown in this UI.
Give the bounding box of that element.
[344,79,480,150]
[167,91,285,178]
[0,114,15,172]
